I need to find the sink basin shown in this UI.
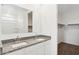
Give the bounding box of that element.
[36,38,45,41]
[11,42,28,48]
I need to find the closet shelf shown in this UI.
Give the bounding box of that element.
[58,23,65,26]
[58,23,79,26]
[67,24,79,26]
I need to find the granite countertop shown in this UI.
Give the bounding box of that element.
[0,41,2,48]
[0,41,2,55]
[1,35,51,55]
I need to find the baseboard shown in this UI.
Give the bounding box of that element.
[58,42,79,46]
[58,41,63,44]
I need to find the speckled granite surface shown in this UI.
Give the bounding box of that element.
[0,41,2,47]
[1,35,51,55]
[0,48,2,55]
[0,41,2,55]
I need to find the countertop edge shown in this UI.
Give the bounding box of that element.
[2,39,50,55]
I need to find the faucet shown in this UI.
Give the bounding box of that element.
[16,35,19,41]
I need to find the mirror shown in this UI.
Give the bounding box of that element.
[0,4,33,34]
[28,12,32,32]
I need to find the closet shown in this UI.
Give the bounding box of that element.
[58,4,79,46]
[58,24,64,44]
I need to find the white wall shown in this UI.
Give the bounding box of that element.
[62,8,79,24]
[64,25,79,45]
[58,5,64,24]
[0,5,1,32]
[0,4,1,30]
[58,4,79,24]
[40,5,57,55]
[58,25,64,43]
[32,5,41,34]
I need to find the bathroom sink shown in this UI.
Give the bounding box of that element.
[11,42,28,48]
[36,38,45,41]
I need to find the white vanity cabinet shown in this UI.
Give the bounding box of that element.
[43,40,52,55]
[6,40,51,55]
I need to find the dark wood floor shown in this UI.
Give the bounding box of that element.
[58,42,79,55]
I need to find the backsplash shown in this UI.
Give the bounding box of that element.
[0,33,36,40]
